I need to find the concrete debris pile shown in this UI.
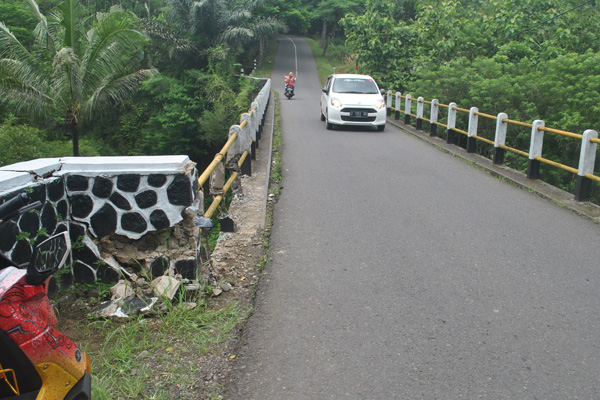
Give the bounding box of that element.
[89,273,234,320]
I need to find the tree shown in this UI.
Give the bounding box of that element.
[256,0,309,35]
[0,0,157,156]
[165,0,285,70]
[340,0,414,88]
[311,0,364,56]
[0,0,37,45]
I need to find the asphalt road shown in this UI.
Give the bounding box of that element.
[226,36,600,399]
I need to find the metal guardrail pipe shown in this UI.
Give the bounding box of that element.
[388,87,599,202]
[503,119,533,128]
[197,133,238,189]
[196,78,271,226]
[540,126,583,140]
[474,111,498,120]
[203,150,249,219]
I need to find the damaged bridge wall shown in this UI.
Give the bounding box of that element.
[0,156,203,285]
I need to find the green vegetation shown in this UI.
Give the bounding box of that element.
[0,0,157,156]
[306,38,354,86]
[341,0,600,202]
[89,297,248,399]
[0,0,290,167]
[5,0,595,201]
[0,0,369,168]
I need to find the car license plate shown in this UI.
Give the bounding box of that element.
[350,111,368,118]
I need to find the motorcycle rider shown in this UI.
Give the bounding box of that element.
[284,71,296,91]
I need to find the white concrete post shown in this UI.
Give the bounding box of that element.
[527,120,545,179]
[430,99,439,136]
[226,125,242,163]
[416,97,424,130]
[387,90,393,116]
[240,113,252,153]
[240,113,252,175]
[578,130,599,176]
[467,107,479,153]
[575,129,599,201]
[417,97,424,119]
[494,113,508,164]
[251,101,259,141]
[447,102,457,144]
[395,92,402,120]
[404,94,412,124]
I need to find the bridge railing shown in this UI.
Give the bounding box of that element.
[386,91,600,202]
[198,78,271,221]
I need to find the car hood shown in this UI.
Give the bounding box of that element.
[331,92,383,106]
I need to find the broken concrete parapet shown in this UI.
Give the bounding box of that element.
[111,280,136,300]
[122,296,158,316]
[151,275,181,301]
[90,295,159,320]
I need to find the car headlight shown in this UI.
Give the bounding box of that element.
[375,99,386,110]
[330,98,342,109]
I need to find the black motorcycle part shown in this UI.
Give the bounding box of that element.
[0,252,14,270]
[64,371,92,400]
[0,330,42,398]
[0,390,39,400]
[0,193,29,222]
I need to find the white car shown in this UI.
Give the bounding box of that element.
[320,74,387,131]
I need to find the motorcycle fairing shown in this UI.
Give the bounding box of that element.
[0,268,91,399]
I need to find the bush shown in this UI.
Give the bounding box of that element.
[0,117,102,166]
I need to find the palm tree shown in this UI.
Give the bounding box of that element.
[0,0,157,156]
[166,0,285,69]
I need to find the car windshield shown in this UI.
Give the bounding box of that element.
[332,78,378,94]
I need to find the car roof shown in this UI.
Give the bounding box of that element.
[329,74,375,80]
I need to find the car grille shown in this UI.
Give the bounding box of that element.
[340,107,378,122]
[341,108,377,113]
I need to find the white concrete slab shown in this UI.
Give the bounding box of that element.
[57,155,193,175]
[0,171,34,192]
[0,158,62,176]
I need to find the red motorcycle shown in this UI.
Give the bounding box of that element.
[0,192,91,399]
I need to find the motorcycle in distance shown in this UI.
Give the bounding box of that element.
[284,84,295,100]
[0,192,92,399]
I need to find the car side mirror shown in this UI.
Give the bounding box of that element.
[322,88,328,94]
[380,89,386,96]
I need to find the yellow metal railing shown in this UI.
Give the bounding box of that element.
[204,151,249,219]
[385,90,600,201]
[196,79,271,219]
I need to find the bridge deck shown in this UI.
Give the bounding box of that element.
[226,36,600,399]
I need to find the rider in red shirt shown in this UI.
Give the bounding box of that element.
[284,72,296,90]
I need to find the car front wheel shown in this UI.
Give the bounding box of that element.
[377,124,385,132]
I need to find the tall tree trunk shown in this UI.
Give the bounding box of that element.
[259,37,265,66]
[322,31,334,57]
[320,18,327,49]
[67,111,80,157]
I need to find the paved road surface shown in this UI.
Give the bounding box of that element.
[226,36,600,399]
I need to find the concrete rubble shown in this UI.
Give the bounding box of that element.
[89,270,236,320]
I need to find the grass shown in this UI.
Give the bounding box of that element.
[89,296,249,399]
[305,37,355,86]
[252,40,278,79]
